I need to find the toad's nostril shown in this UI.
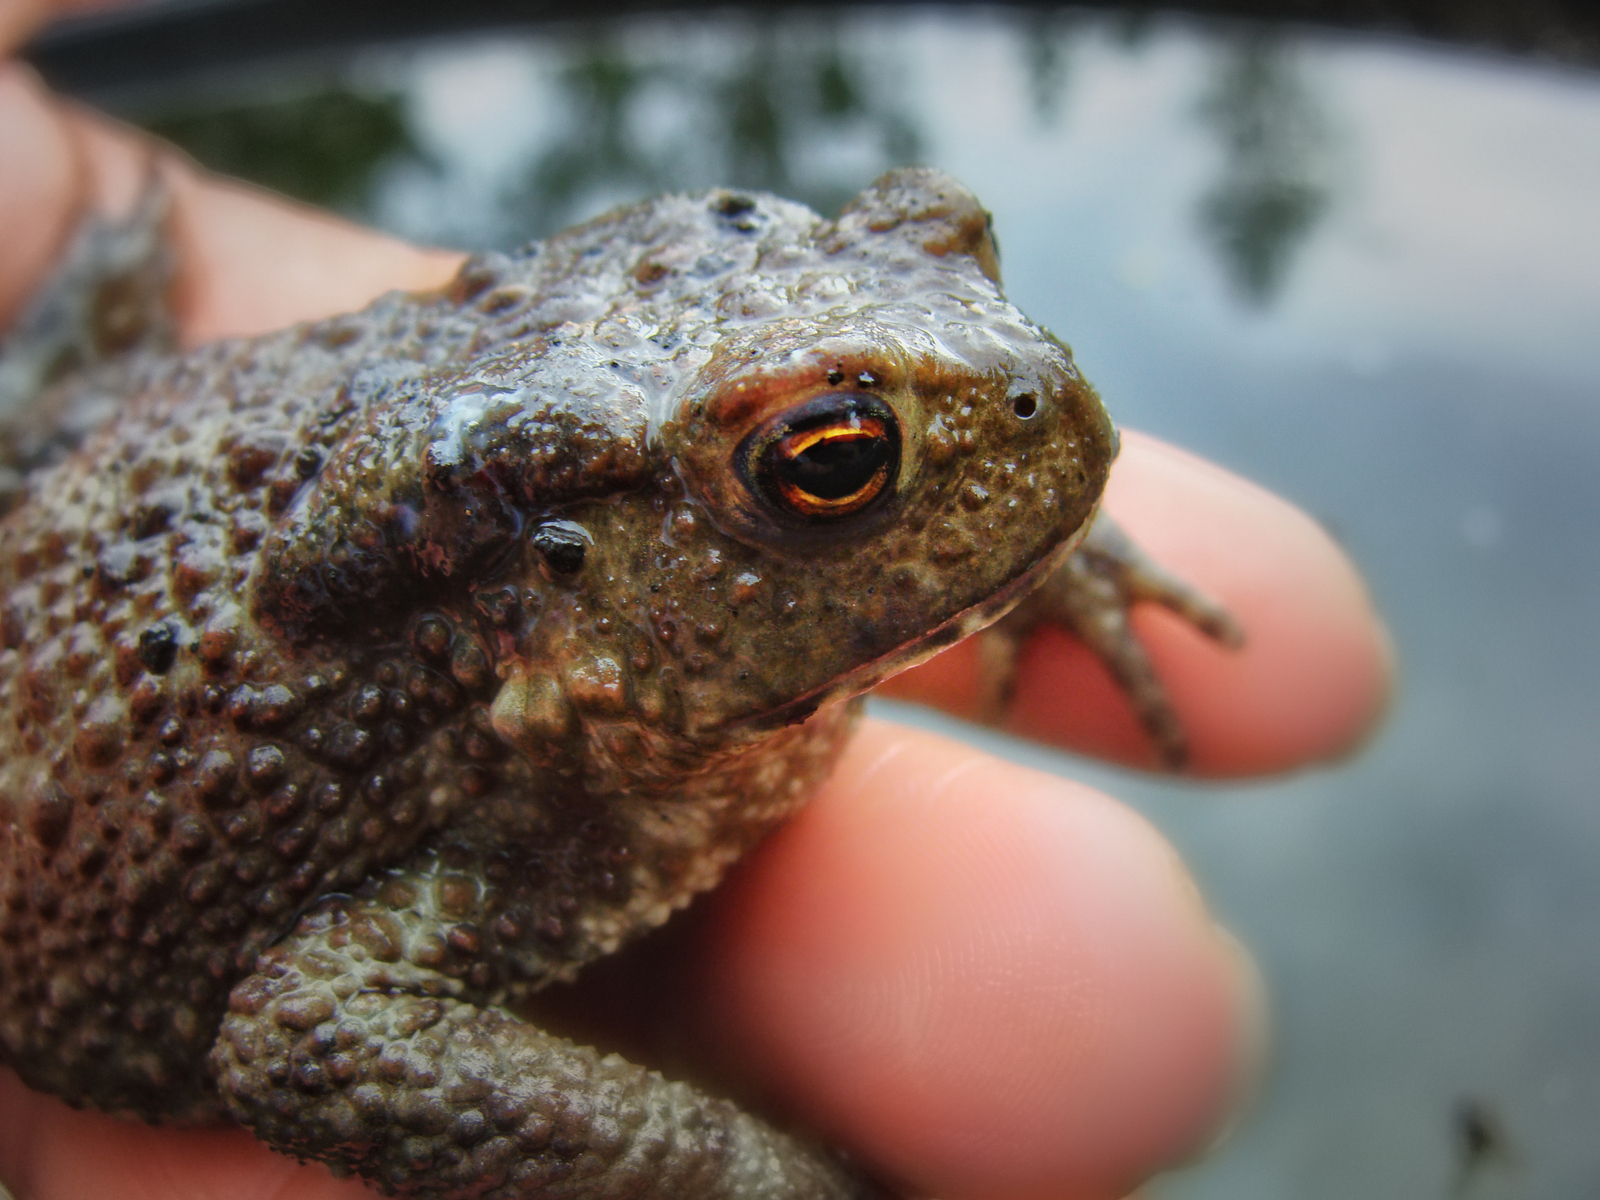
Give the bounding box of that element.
[1012,393,1038,419]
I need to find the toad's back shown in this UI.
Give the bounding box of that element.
[0,252,535,1116]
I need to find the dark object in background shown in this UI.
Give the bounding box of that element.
[22,0,1600,99]
[1453,1098,1518,1195]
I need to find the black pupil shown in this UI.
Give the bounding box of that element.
[778,424,890,500]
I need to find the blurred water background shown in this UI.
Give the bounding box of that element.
[25,5,1600,1196]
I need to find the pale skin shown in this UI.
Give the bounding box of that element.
[0,14,1390,1199]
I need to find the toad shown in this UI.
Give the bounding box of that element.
[0,168,1235,1199]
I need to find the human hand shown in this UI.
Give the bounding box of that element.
[0,21,1388,1200]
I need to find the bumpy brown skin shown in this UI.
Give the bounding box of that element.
[0,169,1114,1198]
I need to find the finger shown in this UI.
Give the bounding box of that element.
[0,64,461,345]
[878,429,1392,777]
[0,1068,373,1200]
[690,721,1261,1200]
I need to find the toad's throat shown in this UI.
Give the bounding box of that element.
[736,513,1095,734]
[483,513,1093,758]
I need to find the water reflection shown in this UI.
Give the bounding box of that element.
[1013,18,1335,304]
[1018,10,1077,124]
[522,36,667,222]
[1195,31,1335,303]
[131,15,1337,302]
[512,19,920,237]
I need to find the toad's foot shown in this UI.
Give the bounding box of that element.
[976,511,1244,770]
[213,886,881,1200]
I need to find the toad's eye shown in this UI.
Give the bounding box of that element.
[737,394,901,520]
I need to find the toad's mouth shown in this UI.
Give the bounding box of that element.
[734,509,1096,734]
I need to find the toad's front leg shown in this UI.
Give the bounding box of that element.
[976,511,1244,769]
[212,871,878,1200]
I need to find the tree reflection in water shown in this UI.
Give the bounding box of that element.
[1019,9,1079,125]
[1016,17,1334,306]
[525,40,663,225]
[514,18,920,238]
[1195,30,1335,304]
[128,12,1334,308]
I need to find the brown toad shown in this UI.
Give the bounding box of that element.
[0,168,1232,1199]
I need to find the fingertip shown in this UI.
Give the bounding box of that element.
[696,721,1254,1200]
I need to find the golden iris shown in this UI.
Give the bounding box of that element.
[739,395,900,520]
